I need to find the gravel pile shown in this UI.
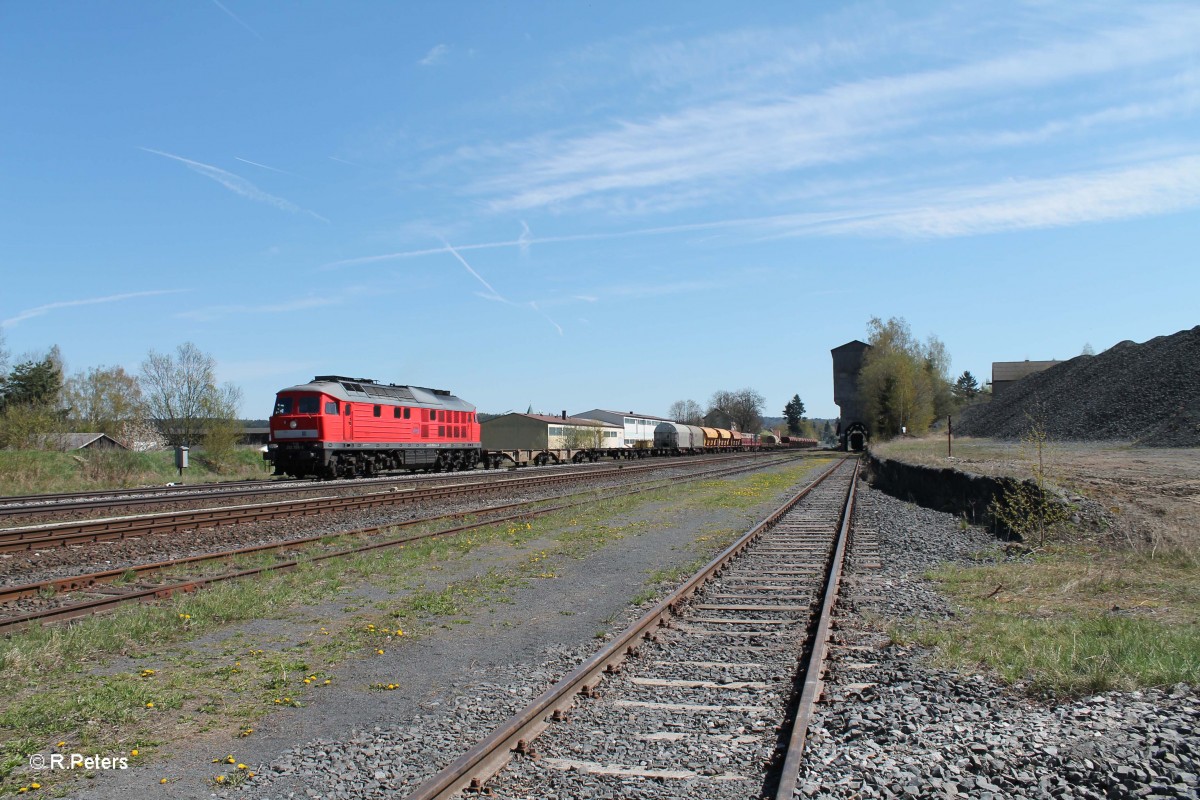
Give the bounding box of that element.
[798,487,1200,799]
[956,325,1200,446]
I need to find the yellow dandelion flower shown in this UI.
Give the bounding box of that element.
[57,741,66,747]
[248,771,256,778]
[30,784,40,790]
[131,749,139,757]
[160,778,169,784]
[237,763,248,770]
[145,702,155,708]
[214,775,225,783]
[376,649,384,655]
[225,755,235,764]
[17,787,27,794]
[323,679,331,685]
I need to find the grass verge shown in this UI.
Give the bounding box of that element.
[898,545,1200,697]
[0,448,271,496]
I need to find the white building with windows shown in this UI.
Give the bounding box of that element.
[571,409,675,449]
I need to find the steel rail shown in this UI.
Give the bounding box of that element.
[0,478,306,509]
[0,453,781,553]
[0,451,771,518]
[0,455,812,634]
[773,459,860,799]
[0,456,790,606]
[402,456,851,800]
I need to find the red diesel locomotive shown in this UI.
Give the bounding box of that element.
[267,376,481,478]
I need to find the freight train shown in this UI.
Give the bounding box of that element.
[266,376,806,479]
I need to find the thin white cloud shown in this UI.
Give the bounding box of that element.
[3,290,185,329]
[471,8,1200,213]
[328,156,357,166]
[142,148,328,222]
[797,154,1200,238]
[440,239,562,336]
[517,221,532,256]
[321,216,767,271]
[176,295,340,322]
[440,237,505,299]
[210,0,262,40]
[235,156,298,177]
[419,44,449,67]
[528,301,563,337]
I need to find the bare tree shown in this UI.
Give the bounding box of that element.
[708,388,765,433]
[667,399,704,425]
[141,342,239,447]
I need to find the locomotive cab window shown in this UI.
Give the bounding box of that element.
[373,405,381,417]
[404,408,411,419]
[273,397,293,415]
[393,407,401,418]
[298,397,320,414]
[325,401,338,415]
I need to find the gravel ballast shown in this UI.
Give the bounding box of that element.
[798,486,1199,799]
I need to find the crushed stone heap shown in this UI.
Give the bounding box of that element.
[957,325,1200,447]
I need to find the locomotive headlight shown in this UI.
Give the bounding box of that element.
[289,421,297,429]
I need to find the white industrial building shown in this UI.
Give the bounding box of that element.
[571,409,675,449]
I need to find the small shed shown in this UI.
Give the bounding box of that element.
[992,360,1062,398]
[42,433,130,452]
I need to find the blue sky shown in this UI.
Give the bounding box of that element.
[2,2,1198,420]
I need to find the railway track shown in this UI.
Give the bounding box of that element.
[0,453,783,554]
[0,452,778,523]
[0,454,812,634]
[403,456,858,800]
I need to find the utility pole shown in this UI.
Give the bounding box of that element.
[947,416,952,458]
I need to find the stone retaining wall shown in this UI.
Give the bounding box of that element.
[863,453,1028,539]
